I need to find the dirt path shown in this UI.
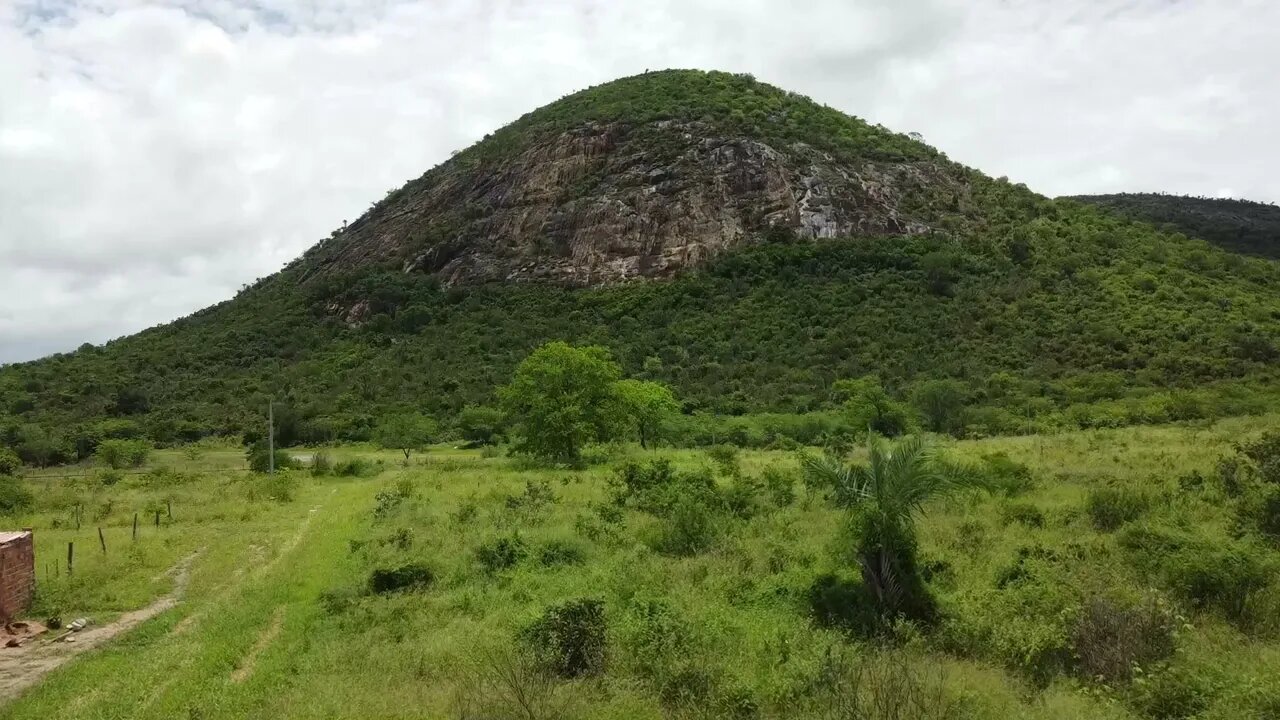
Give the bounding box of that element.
[229,606,285,684]
[0,552,199,703]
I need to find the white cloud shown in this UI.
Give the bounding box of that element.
[1,0,1277,363]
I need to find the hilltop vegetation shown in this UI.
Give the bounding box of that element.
[1072,193,1280,259]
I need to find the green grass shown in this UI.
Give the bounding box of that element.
[3,419,1280,718]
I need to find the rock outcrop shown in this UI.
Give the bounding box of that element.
[306,119,968,287]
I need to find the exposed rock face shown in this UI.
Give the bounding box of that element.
[308,120,966,286]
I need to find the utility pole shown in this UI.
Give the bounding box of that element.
[268,400,275,475]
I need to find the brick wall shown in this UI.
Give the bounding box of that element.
[0,531,34,624]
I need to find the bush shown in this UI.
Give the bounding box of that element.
[1129,664,1218,720]
[368,562,434,594]
[1071,595,1177,682]
[1162,543,1273,622]
[453,645,569,720]
[255,471,300,502]
[1239,430,1280,485]
[537,539,586,567]
[311,451,333,476]
[334,457,379,477]
[812,646,955,720]
[477,535,527,573]
[0,447,21,476]
[0,477,33,515]
[1237,484,1280,543]
[1086,485,1148,531]
[980,452,1036,496]
[246,442,297,474]
[707,444,740,476]
[760,465,796,506]
[723,475,764,519]
[805,573,881,637]
[1000,501,1045,528]
[649,497,720,556]
[520,598,607,678]
[95,438,151,469]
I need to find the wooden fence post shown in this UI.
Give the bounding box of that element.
[67,541,74,576]
[133,513,138,542]
[98,527,106,554]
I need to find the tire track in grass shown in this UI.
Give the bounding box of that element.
[0,479,377,720]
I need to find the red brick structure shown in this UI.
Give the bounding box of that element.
[0,530,34,624]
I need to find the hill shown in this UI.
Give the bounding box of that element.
[1070,193,1280,259]
[3,70,1280,455]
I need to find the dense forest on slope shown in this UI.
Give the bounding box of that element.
[2,71,1280,456]
[1071,193,1280,259]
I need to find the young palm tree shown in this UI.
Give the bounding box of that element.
[803,435,981,627]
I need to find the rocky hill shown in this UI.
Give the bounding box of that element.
[3,70,1279,451]
[1071,193,1280,259]
[301,71,970,288]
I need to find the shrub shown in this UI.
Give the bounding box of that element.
[812,646,954,720]
[311,451,333,476]
[650,497,720,556]
[806,573,881,636]
[1237,484,1280,543]
[452,645,568,720]
[1000,501,1045,528]
[1162,543,1272,622]
[980,452,1036,496]
[1239,430,1280,485]
[477,535,527,573]
[520,598,607,678]
[707,444,740,476]
[96,438,151,469]
[537,539,586,567]
[613,460,720,516]
[723,475,764,519]
[1129,664,1218,720]
[0,477,33,515]
[760,465,796,506]
[368,562,434,594]
[0,447,21,476]
[246,442,297,474]
[1071,596,1177,682]
[257,471,300,502]
[334,457,378,477]
[1086,485,1148,531]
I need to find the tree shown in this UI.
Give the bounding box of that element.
[910,379,969,435]
[375,413,439,460]
[0,447,21,476]
[802,436,982,630]
[832,376,913,438]
[455,405,505,446]
[614,379,680,449]
[498,342,626,464]
[95,438,151,469]
[15,424,66,468]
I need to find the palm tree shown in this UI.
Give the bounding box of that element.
[803,435,981,627]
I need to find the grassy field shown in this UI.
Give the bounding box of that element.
[2,418,1279,719]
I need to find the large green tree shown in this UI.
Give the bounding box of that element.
[375,413,439,460]
[833,376,913,438]
[614,379,680,449]
[499,342,626,463]
[910,379,969,435]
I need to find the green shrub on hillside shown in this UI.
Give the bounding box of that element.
[95,438,151,469]
[520,598,607,678]
[1086,485,1149,531]
[0,447,21,476]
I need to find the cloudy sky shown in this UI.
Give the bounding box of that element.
[1,0,1276,364]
